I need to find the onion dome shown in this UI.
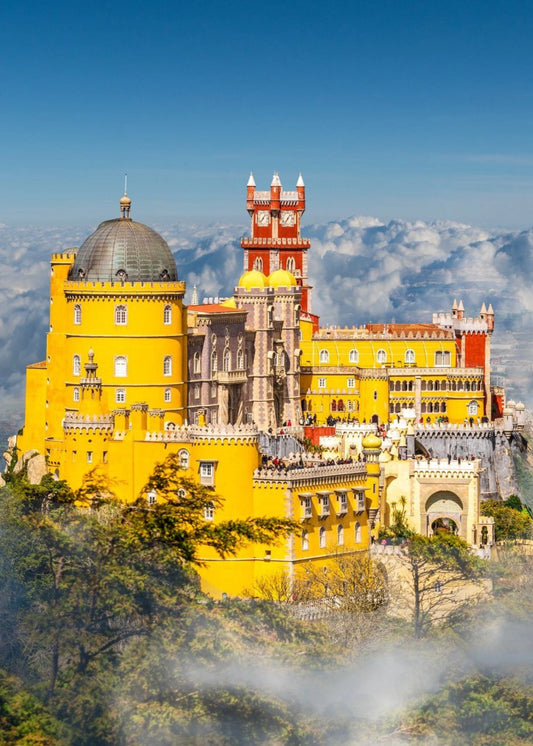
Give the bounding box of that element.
[237,269,268,289]
[362,433,382,450]
[68,193,178,283]
[268,269,297,288]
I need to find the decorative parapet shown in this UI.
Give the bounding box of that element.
[253,461,366,487]
[241,237,310,247]
[145,429,191,443]
[413,458,478,478]
[336,423,378,436]
[63,413,114,434]
[64,280,186,298]
[189,423,260,445]
[388,366,484,378]
[415,423,496,439]
[433,312,488,333]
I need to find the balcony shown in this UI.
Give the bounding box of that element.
[213,369,247,385]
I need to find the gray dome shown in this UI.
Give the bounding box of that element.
[69,217,178,283]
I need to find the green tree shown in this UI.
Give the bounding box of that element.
[481,500,532,541]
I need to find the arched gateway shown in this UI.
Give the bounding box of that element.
[425,490,464,538]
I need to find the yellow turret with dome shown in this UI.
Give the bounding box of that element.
[237,269,268,289]
[268,269,297,288]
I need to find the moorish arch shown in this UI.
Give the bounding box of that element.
[424,490,465,539]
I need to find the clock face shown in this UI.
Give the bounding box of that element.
[256,210,270,226]
[280,211,296,227]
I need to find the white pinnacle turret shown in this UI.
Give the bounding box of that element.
[296,172,305,187]
[271,172,281,187]
[480,302,487,314]
[247,172,255,187]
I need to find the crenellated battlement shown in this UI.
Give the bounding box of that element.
[63,413,114,434]
[413,458,479,478]
[64,280,186,298]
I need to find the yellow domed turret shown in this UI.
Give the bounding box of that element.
[237,270,268,289]
[362,433,382,450]
[268,269,297,288]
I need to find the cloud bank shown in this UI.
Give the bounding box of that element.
[0,216,531,430]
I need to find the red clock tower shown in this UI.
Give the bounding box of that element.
[241,172,313,314]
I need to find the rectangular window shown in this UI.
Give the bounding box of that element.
[320,495,330,517]
[204,502,215,521]
[347,400,355,412]
[115,388,126,403]
[435,350,451,367]
[194,384,200,399]
[318,377,326,389]
[347,377,355,388]
[356,491,365,512]
[87,451,93,464]
[102,451,108,464]
[340,493,348,512]
[199,462,215,486]
[302,496,312,519]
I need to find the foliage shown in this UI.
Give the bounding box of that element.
[400,675,533,745]
[378,496,416,540]
[395,532,487,638]
[135,452,298,564]
[481,499,532,541]
[0,669,67,744]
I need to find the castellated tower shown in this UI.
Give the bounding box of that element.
[241,172,313,315]
[17,193,187,492]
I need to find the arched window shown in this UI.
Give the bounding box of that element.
[421,402,427,413]
[389,402,395,413]
[73,304,81,325]
[253,257,263,272]
[319,526,326,549]
[434,381,440,391]
[164,388,171,403]
[163,305,172,325]
[319,349,329,364]
[237,348,244,370]
[395,403,401,413]
[434,402,440,413]
[468,400,479,416]
[408,380,414,391]
[115,305,127,325]
[338,399,344,412]
[73,355,81,376]
[163,356,172,376]
[355,522,361,543]
[302,530,309,551]
[178,449,190,469]
[193,352,201,374]
[377,349,387,364]
[428,402,434,413]
[223,349,231,371]
[73,387,80,402]
[465,381,471,391]
[405,349,415,364]
[402,381,408,391]
[114,356,127,377]
[441,401,447,412]
[349,348,359,364]
[428,380,434,391]
[458,380,464,391]
[331,400,337,412]
[337,524,344,546]
[421,380,427,391]
[286,256,296,272]
[452,381,457,391]
[211,350,218,374]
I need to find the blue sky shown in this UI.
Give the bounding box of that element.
[1,0,533,228]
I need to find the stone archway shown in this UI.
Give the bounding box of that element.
[425,490,464,538]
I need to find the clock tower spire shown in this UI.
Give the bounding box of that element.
[241,172,313,314]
